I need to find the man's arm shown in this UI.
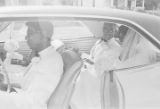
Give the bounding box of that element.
[81,53,94,65]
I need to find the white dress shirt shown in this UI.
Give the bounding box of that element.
[71,38,121,109]
[0,46,63,109]
[93,38,121,77]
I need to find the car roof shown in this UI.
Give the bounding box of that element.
[0,6,159,43]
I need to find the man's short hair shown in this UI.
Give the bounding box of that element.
[103,22,116,33]
[26,21,54,39]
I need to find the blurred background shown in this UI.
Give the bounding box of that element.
[0,0,160,16]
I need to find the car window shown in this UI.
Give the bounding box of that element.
[0,20,159,67]
[0,20,96,61]
[0,22,27,42]
[0,21,93,41]
[119,27,160,68]
[0,18,160,109]
[53,21,93,39]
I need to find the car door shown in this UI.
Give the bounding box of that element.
[115,62,160,109]
[102,26,160,109]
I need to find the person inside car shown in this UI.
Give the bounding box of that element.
[116,25,129,45]
[118,29,157,68]
[0,21,63,109]
[90,22,121,77]
[71,22,121,109]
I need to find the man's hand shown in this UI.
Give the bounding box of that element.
[84,58,94,65]
[0,83,21,92]
[81,53,94,65]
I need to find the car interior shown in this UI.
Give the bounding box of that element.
[0,19,160,109]
[47,48,83,109]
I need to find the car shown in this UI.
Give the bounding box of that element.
[0,6,160,109]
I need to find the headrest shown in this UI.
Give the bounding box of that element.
[51,39,64,51]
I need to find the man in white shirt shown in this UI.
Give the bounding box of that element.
[0,21,63,109]
[71,23,121,109]
[90,22,121,77]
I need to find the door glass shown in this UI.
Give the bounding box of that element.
[118,27,160,69]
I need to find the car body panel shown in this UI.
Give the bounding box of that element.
[115,62,160,108]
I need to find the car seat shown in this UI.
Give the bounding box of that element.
[47,49,82,109]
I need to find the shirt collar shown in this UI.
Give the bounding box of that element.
[101,38,115,45]
[38,46,56,58]
[105,38,119,48]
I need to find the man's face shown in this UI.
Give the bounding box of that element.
[102,23,115,41]
[25,26,43,51]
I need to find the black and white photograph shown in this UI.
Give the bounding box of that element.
[0,0,159,109]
